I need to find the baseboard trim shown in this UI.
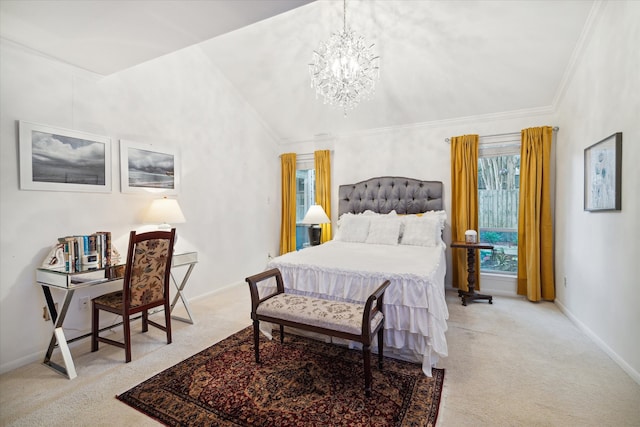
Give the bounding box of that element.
[0,353,42,375]
[189,281,244,302]
[555,299,640,386]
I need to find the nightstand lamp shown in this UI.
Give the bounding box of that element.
[144,197,186,245]
[301,205,330,246]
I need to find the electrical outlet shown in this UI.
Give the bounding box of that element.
[79,296,90,311]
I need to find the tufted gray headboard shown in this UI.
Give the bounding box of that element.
[338,176,443,216]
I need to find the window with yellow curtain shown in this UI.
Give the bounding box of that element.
[477,139,521,275]
[293,150,332,249]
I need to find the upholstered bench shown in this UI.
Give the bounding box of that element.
[245,268,390,397]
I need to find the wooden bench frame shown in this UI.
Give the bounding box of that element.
[245,268,390,397]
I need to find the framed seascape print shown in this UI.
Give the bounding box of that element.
[120,140,180,194]
[584,132,622,212]
[18,121,112,193]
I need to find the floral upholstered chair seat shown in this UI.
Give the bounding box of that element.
[256,293,383,335]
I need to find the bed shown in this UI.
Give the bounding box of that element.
[265,176,449,376]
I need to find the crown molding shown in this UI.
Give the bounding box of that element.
[278,105,555,145]
[1,37,104,80]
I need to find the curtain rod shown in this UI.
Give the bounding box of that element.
[297,153,314,161]
[444,127,559,143]
[295,150,334,163]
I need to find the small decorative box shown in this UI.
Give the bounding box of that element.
[465,230,477,243]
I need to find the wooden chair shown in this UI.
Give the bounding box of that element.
[91,229,175,362]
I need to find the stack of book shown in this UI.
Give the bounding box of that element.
[58,232,111,272]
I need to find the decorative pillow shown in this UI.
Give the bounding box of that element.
[365,218,402,245]
[421,210,447,230]
[400,215,440,247]
[334,214,370,243]
[336,212,354,230]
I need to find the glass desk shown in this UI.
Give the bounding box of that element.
[36,251,197,379]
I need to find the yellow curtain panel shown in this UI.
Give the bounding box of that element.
[314,150,332,243]
[518,126,555,301]
[450,134,479,291]
[279,153,297,255]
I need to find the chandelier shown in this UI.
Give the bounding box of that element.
[309,0,380,115]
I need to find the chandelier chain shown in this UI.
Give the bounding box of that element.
[343,0,346,32]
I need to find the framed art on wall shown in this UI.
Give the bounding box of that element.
[120,140,180,194]
[584,132,622,212]
[18,121,112,193]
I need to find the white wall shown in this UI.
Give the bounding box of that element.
[0,40,281,373]
[553,0,640,382]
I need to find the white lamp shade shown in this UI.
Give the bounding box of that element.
[301,205,330,225]
[144,197,186,225]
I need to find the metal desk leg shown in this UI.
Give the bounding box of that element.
[169,263,195,324]
[41,286,78,379]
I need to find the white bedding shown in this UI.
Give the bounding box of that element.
[265,240,449,376]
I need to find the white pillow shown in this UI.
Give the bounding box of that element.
[365,218,402,245]
[421,210,447,230]
[334,214,370,243]
[400,216,440,247]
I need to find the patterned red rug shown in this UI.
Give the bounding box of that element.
[117,326,444,426]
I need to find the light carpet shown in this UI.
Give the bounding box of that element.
[1,284,639,426]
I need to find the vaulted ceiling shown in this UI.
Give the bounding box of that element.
[0,0,596,142]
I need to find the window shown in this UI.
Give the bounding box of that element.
[478,140,520,275]
[295,168,315,250]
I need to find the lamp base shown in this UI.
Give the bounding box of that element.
[308,226,322,246]
[157,223,178,248]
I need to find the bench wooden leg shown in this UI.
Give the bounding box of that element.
[363,344,372,397]
[279,324,284,343]
[377,327,384,369]
[252,320,260,363]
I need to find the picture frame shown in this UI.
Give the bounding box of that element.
[18,121,112,193]
[584,132,622,212]
[120,140,180,194]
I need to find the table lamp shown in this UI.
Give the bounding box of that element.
[143,197,186,245]
[301,205,330,246]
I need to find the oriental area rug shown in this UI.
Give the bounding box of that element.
[117,327,445,426]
